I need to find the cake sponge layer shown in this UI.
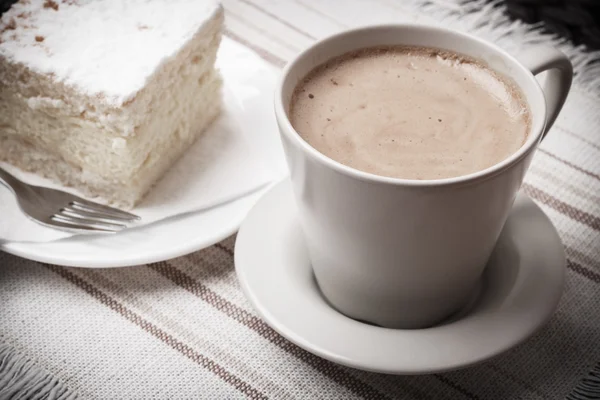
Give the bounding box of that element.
[0,1,224,207]
[0,69,222,207]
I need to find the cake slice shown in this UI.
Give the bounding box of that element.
[0,0,223,208]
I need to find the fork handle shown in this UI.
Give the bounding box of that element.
[0,167,23,194]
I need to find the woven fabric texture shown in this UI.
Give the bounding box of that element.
[1,0,599,399]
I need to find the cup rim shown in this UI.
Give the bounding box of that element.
[274,24,547,187]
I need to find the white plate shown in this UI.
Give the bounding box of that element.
[0,40,288,268]
[235,180,566,374]
[2,187,271,268]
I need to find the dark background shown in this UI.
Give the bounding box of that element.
[504,0,600,50]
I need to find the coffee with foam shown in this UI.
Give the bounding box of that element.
[289,46,531,180]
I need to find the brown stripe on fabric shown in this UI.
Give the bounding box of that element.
[43,264,268,400]
[565,246,600,271]
[538,148,600,181]
[215,242,234,257]
[78,268,292,400]
[522,184,600,231]
[220,234,237,250]
[182,251,239,289]
[567,259,600,284]
[557,126,600,152]
[237,0,317,40]
[433,375,481,400]
[224,28,286,68]
[148,261,392,400]
[529,165,600,204]
[180,253,239,289]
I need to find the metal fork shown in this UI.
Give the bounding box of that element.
[0,167,140,234]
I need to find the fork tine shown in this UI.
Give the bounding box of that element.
[52,214,126,232]
[58,209,130,228]
[48,216,120,233]
[61,206,138,224]
[70,200,141,221]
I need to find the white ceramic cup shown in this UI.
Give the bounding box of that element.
[274,25,572,329]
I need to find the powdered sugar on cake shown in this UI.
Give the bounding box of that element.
[0,0,224,207]
[0,0,221,106]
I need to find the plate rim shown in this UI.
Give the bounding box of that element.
[2,185,272,268]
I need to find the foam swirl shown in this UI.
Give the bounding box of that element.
[290,46,531,180]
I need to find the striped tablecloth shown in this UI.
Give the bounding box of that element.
[1,1,599,399]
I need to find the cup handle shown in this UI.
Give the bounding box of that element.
[518,47,573,140]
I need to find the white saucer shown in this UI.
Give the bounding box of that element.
[235,180,566,374]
